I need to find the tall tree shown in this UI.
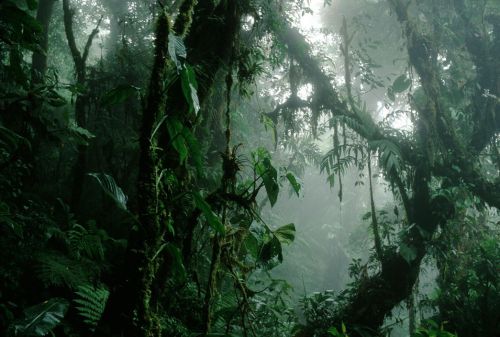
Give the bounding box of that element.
[31,0,56,84]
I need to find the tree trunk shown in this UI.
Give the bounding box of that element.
[31,0,56,84]
[62,0,101,211]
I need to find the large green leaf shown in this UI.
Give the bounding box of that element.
[273,223,296,245]
[259,236,283,263]
[192,191,225,234]
[256,156,279,207]
[180,64,200,116]
[285,172,301,197]
[12,298,69,336]
[88,173,128,210]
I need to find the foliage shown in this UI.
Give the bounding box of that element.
[1,1,499,337]
[73,284,109,331]
[9,298,69,337]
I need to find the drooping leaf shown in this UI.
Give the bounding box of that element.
[12,298,69,336]
[88,173,128,210]
[256,156,279,206]
[192,191,225,234]
[166,117,188,164]
[285,172,301,197]
[180,64,200,115]
[168,33,187,71]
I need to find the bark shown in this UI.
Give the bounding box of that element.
[62,0,101,211]
[31,0,56,84]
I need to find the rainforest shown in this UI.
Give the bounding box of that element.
[0,0,499,336]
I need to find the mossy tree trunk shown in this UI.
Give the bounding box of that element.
[31,0,56,84]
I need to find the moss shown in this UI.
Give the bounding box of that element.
[173,0,197,37]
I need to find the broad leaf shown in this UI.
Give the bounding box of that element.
[256,157,279,207]
[166,117,188,164]
[273,223,296,245]
[259,236,283,263]
[12,298,69,336]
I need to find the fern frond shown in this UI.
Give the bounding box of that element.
[35,252,93,289]
[73,284,109,330]
[369,139,402,174]
[67,223,105,260]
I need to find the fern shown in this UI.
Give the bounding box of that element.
[67,223,105,261]
[73,284,109,330]
[369,139,402,174]
[35,252,94,289]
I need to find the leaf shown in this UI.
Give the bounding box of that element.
[101,85,140,107]
[260,113,278,149]
[12,298,69,336]
[399,243,417,264]
[273,223,296,245]
[192,191,225,234]
[180,64,200,116]
[259,236,283,263]
[180,126,203,173]
[243,233,259,259]
[286,172,301,197]
[391,74,411,93]
[73,284,109,331]
[256,157,279,207]
[168,33,187,71]
[166,117,188,164]
[88,173,128,210]
[369,139,402,174]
